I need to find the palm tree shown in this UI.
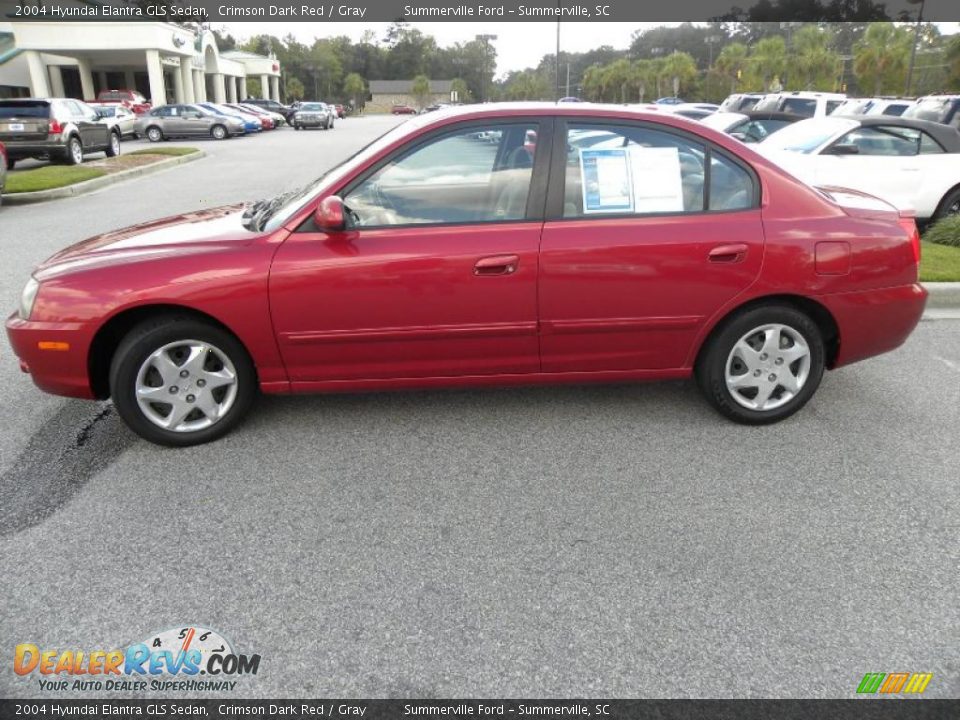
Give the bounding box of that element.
[659,52,698,98]
[715,42,749,94]
[791,26,843,91]
[854,23,911,96]
[748,37,787,93]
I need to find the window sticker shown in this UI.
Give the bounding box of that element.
[579,148,634,214]
[628,146,685,213]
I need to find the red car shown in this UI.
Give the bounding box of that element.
[335,104,346,118]
[391,104,417,115]
[94,89,152,115]
[6,103,927,446]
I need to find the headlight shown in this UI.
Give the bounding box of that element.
[19,276,39,320]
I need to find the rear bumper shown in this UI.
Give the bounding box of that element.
[5,313,95,399]
[818,283,927,368]
[3,140,66,160]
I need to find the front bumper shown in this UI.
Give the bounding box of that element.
[818,283,928,368]
[295,116,327,127]
[6,313,95,399]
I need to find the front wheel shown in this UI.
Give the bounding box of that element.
[109,317,257,446]
[146,126,163,143]
[211,124,227,140]
[696,305,825,425]
[933,187,960,221]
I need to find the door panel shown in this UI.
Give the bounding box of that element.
[539,210,764,372]
[269,223,542,383]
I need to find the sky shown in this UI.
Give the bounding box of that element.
[218,21,960,79]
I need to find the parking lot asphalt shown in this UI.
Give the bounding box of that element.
[1,115,958,699]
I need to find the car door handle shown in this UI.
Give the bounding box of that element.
[474,255,519,276]
[708,244,749,263]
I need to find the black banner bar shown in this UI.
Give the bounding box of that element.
[0,0,958,23]
[2,700,960,720]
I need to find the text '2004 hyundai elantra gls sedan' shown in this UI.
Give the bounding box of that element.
[7,103,927,446]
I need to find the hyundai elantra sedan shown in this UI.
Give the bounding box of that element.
[7,103,927,446]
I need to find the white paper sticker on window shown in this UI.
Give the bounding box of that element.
[628,146,685,213]
[579,148,633,214]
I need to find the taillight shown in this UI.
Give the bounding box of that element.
[898,215,921,265]
[48,118,63,135]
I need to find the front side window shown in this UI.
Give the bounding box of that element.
[343,123,538,227]
[562,123,754,217]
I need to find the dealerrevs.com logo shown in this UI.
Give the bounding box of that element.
[14,626,260,692]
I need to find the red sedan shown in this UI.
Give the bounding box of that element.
[6,103,927,446]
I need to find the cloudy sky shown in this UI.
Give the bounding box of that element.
[218,21,960,78]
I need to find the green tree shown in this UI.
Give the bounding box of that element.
[659,51,698,97]
[748,36,787,92]
[245,77,261,99]
[714,42,749,93]
[450,78,471,103]
[789,25,843,91]
[853,23,911,96]
[948,35,960,90]
[502,70,550,101]
[285,77,305,101]
[411,74,432,110]
[343,72,366,111]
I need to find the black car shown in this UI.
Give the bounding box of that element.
[242,97,295,122]
[0,98,120,168]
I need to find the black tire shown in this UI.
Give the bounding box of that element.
[109,316,257,447]
[146,126,163,143]
[294,124,300,131]
[211,124,227,140]
[105,131,121,158]
[695,304,825,425]
[933,186,960,221]
[6,157,14,171]
[63,136,82,165]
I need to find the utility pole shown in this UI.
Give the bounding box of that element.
[555,9,561,101]
[475,33,497,102]
[565,62,571,98]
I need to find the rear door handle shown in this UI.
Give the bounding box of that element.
[708,244,749,263]
[474,254,520,276]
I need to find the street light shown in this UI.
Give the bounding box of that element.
[904,0,925,97]
[475,33,497,102]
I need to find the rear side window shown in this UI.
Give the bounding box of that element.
[780,98,816,116]
[562,123,755,217]
[0,101,50,119]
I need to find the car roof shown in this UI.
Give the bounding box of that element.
[837,114,960,151]
[741,110,805,122]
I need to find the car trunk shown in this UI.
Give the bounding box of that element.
[0,100,53,142]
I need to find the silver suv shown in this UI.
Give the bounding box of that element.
[0,98,120,169]
[135,104,246,142]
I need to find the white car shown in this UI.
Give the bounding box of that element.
[753,91,847,118]
[829,98,913,118]
[94,104,137,138]
[755,116,960,221]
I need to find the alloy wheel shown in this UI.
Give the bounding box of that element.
[724,323,811,411]
[70,139,82,164]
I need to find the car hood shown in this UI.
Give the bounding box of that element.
[35,204,257,281]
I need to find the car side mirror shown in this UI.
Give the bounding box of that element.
[314,196,346,232]
[828,143,859,155]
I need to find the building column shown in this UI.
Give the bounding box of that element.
[97,70,108,93]
[172,62,184,103]
[271,76,281,103]
[24,51,52,97]
[213,73,226,103]
[227,76,237,103]
[239,76,248,100]
[192,70,204,102]
[76,56,95,100]
[179,59,194,104]
[124,69,135,91]
[145,49,165,106]
[260,74,269,100]
[48,65,65,97]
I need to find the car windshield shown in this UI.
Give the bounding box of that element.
[0,101,49,118]
[760,118,854,153]
[98,107,117,117]
[830,99,873,115]
[902,98,951,123]
[300,103,325,111]
[255,121,420,233]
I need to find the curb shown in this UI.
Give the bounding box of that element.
[923,282,960,310]
[2,150,206,205]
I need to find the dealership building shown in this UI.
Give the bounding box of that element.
[0,21,283,105]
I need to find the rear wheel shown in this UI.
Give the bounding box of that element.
[211,124,227,140]
[64,136,83,165]
[105,131,121,158]
[696,305,825,425]
[110,317,256,446]
[146,126,163,143]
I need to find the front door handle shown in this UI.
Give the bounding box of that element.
[708,244,749,263]
[474,254,520,276]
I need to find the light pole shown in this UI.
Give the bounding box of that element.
[904,0,925,97]
[475,33,497,102]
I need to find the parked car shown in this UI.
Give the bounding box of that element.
[0,141,7,206]
[753,91,847,118]
[93,104,137,138]
[665,103,719,121]
[292,102,334,130]
[719,93,765,113]
[756,115,960,222]
[92,89,151,115]
[829,97,913,118]
[391,104,417,115]
[334,104,346,118]
[196,103,261,133]
[135,104,245,141]
[237,103,285,127]
[654,97,685,105]
[225,103,273,130]
[0,97,120,168]
[6,103,927,446]
[242,97,295,123]
[700,110,804,143]
[902,95,960,129]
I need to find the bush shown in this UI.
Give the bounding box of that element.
[924,215,960,248]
